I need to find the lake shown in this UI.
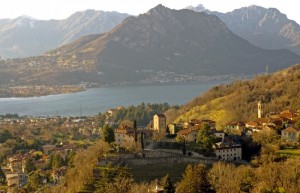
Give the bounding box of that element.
[0,81,227,117]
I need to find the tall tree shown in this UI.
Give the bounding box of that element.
[182,139,186,156]
[102,124,115,143]
[196,124,215,151]
[134,120,137,143]
[140,132,145,151]
[176,164,214,193]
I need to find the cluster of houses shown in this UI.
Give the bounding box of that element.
[0,116,101,138]
[114,113,243,161]
[225,103,299,142]
[114,101,300,162]
[0,142,76,192]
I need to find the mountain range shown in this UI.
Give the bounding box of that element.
[1,4,300,59]
[188,5,300,56]
[45,5,300,81]
[0,10,129,59]
[0,4,300,86]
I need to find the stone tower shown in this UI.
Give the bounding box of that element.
[258,100,264,118]
[153,114,166,133]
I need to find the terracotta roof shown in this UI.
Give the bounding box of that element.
[256,118,270,124]
[281,109,297,115]
[177,128,197,136]
[246,121,260,127]
[228,121,246,126]
[280,110,298,119]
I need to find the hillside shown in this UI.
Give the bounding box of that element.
[0,10,129,58]
[166,64,300,127]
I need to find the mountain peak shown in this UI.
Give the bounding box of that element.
[146,4,172,16]
[185,4,207,12]
[214,5,300,54]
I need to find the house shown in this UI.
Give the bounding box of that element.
[213,142,242,161]
[167,123,181,134]
[177,128,198,143]
[245,121,262,132]
[153,114,166,133]
[281,127,300,142]
[212,129,225,142]
[256,118,270,127]
[188,119,216,128]
[280,110,298,121]
[7,156,23,172]
[114,126,135,145]
[225,122,246,132]
[5,172,23,188]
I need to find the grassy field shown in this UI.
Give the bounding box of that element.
[276,149,300,156]
[129,163,189,183]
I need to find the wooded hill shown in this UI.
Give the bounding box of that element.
[166,64,300,128]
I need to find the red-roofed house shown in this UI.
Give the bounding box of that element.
[177,128,198,143]
[281,127,300,142]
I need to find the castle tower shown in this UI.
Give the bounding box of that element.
[258,100,264,118]
[153,114,166,133]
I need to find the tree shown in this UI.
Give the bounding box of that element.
[176,164,214,193]
[26,171,42,192]
[209,162,245,193]
[0,129,13,143]
[102,124,115,143]
[134,120,137,143]
[24,158,37,173]
[182,139,186,156]
[140,132,145,152]
[95,164,132,193]
[162,174,175,193]
[52,154,63,169]
[196,124,215,151]
[0,167,5,184]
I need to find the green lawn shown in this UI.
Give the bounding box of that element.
[276,149,300,156]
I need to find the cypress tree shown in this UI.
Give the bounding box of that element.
[133,120,137,143]
[182,139,186,156]
[102,124,115,143]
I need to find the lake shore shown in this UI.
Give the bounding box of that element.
[0,85,86,98]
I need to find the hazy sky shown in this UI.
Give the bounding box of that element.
[1,0,299,23]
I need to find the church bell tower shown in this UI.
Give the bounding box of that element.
[258,100,263,118]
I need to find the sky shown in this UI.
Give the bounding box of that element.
[0,0,299,24]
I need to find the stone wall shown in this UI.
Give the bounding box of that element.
[123,156,217,166]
